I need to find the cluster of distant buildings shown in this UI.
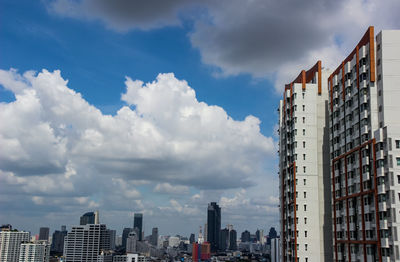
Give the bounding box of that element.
[0,202,280,262]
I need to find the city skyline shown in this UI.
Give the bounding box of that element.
[1,0,400,241]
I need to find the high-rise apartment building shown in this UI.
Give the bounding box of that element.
[38,227,49,241]
[328,26,400,262]
[207,202,221,252]
[133,214,143,241]
[271,237,281,262]
[63,224,111,262]
[279,61,333,261]
[0,231,30,262]
[108,229,116,251]
[19,241,50,262]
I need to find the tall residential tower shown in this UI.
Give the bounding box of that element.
[328,26,400,262]
[279,61,333,261]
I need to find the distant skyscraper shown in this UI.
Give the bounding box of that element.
[219,228,229,251]
[51,226,67,254]
[204,223,207,242]
[207,202,221,252]
[189,233,195,244]
[80,212,95,225]
[19,241,50,262]
[228,229,237,251]
[38,227,49,241]
[133,213,143,241]
[0,230,30,262]
[267,227,277,245]
[126,232,138,253]
[197,226,204,244]
[63,224,110,262]
[241,230,250,243]
[108,229,116,250]
[151,228,158,246]
[94,210,99,224]
[122,228,132,250]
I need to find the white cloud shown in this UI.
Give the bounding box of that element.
[154,183,189,195]
[0,68,275,234]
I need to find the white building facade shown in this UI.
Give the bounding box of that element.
[0,231,30,262]
[328,26,400,262]
[63,224,111,262]
[270,237,280,262]
[18,241,50,262]
[279,61,333,262]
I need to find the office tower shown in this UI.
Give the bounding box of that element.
[207,202,221,252]
[51,226,68,254]
[219,228,229,251]
[241,230,250,242]
[0,230,30,262]
[126,232,138,253]
[80,212,96,225]
[19,241,50,262]
[229,229,237,250]
[151,228,158,246]
[133,213,143,241]
[108,230,116,250]
[328,26,400,261]
[189,234,195,244]
[38,227,49,241]
[279,60,332,261]
[63,224,111,262]
[122,228,133,250]
[267,227,277,245]
[270,237,281,262]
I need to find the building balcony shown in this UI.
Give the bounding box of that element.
[377,184,385,194]
[380,219,388,230]
[381,238,389,248]
[379,202,387,212]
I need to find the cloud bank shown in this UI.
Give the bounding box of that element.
[45,0,400,91]
[0,68,275,234]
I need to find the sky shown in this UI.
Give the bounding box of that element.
[1,0,400,238]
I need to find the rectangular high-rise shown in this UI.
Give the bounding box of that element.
[328,26,400,262]
[0,231,30,262]
[278,61,333,261]
[63,224,111,262]
[19,241,50,262]
[133,213,143,241]
[207,202,221,252]
[38,227,49,241]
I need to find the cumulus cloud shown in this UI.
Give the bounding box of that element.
[0,68,275,233]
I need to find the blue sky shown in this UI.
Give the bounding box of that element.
[1,0,399,237]
[0,0,278,135]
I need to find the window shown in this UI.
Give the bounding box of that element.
[303,179,306,185]
[304,191,306,198]
[304,204,307,211]
[304,217,307,224]
[305,244,308,251]
[296,191,298,198]
[302,117,305,123]
[379,105,382,112]
[303,105,305,111]
[303,141,306,148]
[396,140,400,149]
[303,166,306,173]
[303,154,306,160]
[296,217,298,224]
[305,231,308,237]
[302,93,305,99]
[397,158,400,166]
[296,204,298,211]
[303,129,305,135]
